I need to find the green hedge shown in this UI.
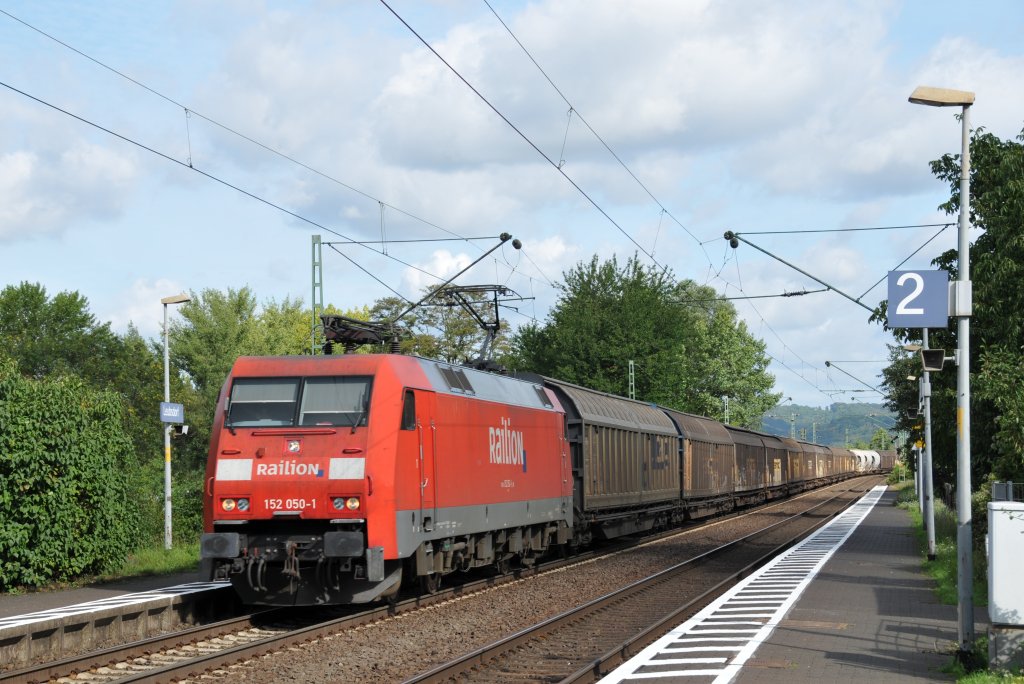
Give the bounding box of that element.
[0,360,140,588]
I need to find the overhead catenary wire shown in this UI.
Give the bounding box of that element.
[327,244,412,305]
[0,9,475,247]
[480,0,947,408]
[379,0,666,272]
[0,7,557,297]
[482,0,707,260]
[0,77,473,294]
[715,249,835,401]
[1,8,551,336]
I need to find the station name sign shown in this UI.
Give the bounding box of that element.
[160,402,185,423]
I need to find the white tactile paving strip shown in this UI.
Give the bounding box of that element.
[600,485,886,684]
[0,581,228,632]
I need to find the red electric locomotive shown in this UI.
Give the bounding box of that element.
[200,354,572,606]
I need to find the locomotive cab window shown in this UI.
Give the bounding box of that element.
[226,376,372,427]
[227,377,300,427]
[299,377,372,427]
[401,390,416,430]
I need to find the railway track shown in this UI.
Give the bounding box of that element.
[403,480,877,683]
[2,545,601,683]
[2,476,882,684]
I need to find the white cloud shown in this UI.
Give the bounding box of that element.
[104,277,189,338]
[402,249,474,295]
[0,138,138,241]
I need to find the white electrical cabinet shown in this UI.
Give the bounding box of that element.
[989,501,1024,625]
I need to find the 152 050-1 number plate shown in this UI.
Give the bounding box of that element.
[265,498,317,510]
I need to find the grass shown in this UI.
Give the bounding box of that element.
[101,542,201,582]
[3,542,201,595]
[896,482,1024,682]
[956,671,1024,683]
[897,487,987,607]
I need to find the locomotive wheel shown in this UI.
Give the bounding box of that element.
[420,572,441,594]
[495,556,512,575]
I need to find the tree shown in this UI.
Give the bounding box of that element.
[869,427,893,450]
[170,287,261,402]
[507,255,780,426]
[673,282,779,425]
[253,297,313,356]
[0,282,121,383]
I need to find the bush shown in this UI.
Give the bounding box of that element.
[0,360,140,588]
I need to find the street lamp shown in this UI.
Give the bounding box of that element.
[161,293,191,550]
[909,84,975,652]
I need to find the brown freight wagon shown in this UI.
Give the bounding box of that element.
[663,409,735,518]
[726,425,768,507]
[544,378,681,538]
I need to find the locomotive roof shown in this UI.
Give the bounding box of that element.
[416,358,557,411]
[227,354,559,413]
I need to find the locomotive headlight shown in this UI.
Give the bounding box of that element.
[236,498,250,512]
[221,498,237,512]
[331,496,361,511]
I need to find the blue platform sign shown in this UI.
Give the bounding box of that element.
[887,270,949,328]
[160,402,185,423]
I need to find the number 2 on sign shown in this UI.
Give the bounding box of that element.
[895,272,925,315]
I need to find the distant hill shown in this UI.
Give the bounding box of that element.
[759,402,895,448]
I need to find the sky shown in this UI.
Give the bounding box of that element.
[1,0,1022,410]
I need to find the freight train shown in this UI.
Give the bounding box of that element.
[199,352,895,606]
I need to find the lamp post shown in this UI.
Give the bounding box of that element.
[905,340,937,562]
[909,85,975,652]
[161,293,191,550]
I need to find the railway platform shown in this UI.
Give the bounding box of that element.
[0,571,207,622]
[603,486,986,683]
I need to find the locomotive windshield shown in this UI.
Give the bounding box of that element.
[227,376,372,428]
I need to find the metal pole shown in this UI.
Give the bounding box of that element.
[955,102,974,650]
[163,302,172,551]
[921,446,929,516]
[922,329,937,561]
